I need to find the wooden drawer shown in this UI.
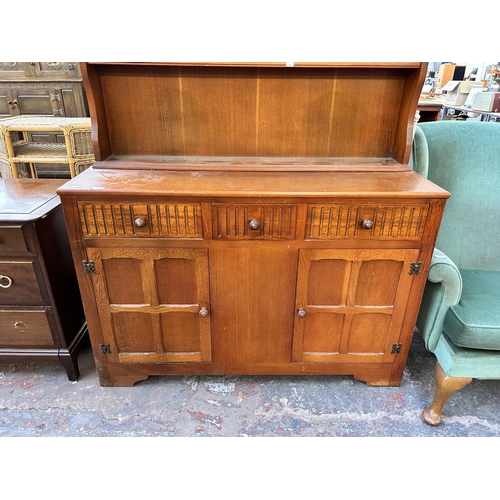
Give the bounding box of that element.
[0,259,44,304]
[305,203,429,240]
[0,308,54,346]
[0,226,28,253]
[78,202,203,239]
[212,203,297,240]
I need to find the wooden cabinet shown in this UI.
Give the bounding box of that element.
[57,62,449,387]
[0,179,88,379]
[0,62,88,118]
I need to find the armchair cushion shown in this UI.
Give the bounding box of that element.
[444,269,500,350]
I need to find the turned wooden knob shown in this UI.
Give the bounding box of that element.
[361,218,374,230]
[134,217,146,228]
[298,308,307,318]
[199,307,209,317]
[249,219,260,230]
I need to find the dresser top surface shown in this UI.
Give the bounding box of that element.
[56,167,449,200]
[0,179,65,221]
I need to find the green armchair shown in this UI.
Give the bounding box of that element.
[412,120,500,426]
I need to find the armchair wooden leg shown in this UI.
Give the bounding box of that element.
[422,361,472,426]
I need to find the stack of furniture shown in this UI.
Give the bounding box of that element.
[0,179,88,380]
[0,62,91,179]
[412,121,500,425]
[57,62,449,387]
[0,116,94,179]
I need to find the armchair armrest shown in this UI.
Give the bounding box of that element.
[416,248,463,352]
[410,126,429,178]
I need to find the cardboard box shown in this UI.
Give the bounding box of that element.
[472,92,500,112]
[444,81,484,106]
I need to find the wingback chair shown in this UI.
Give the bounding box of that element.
[412,120,500,425]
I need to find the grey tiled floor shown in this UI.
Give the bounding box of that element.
[1,333,499,437]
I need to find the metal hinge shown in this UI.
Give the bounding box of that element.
[100,343,112,355]
[391,343,403,354]
[409,261,422,275]
[82,260,96,274]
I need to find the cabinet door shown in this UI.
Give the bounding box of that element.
[292,248,419,363]
[87,247,211,363]
[0,88,19,116]
[0,84,86,118]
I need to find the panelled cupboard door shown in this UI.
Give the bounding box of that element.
[86,247,211,363]
[292,248,419,363]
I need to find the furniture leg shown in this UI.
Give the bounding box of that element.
[59,350,80,381]
[4,130,19,178]
[422,360,472,426]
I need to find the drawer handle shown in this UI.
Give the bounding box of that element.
[361,219,374,230]
[0,275,13,288]
[249,219,260,230]
[199,306,209,317]
[298,308,307,318]
[134,217,146,228]
[14,321,22,327]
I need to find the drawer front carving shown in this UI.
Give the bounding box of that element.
[0,260,44,304]
[305,204,429,240]
[78,202,203,238]
[0,308,54,346]
[212,204,297,240]
[0,226,28,253]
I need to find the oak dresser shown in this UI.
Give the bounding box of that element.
[57,62,449,387]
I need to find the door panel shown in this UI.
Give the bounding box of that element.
[155,258,197,304]
[306,258,348,305]
[292,248,419,363]
[302,312,344,354]
[113,312,155,353]
[210,247,297,364]
[355,259,402,305]
[88,247,211,363]
[102,258,145,303]
[161,312,201,352]
[347,313,392,353]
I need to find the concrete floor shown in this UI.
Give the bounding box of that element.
[1,332,499,437]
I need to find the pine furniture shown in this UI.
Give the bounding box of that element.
[57,62,449,387]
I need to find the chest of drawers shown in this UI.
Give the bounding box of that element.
[0,179,87,379]
[57,62,449,387]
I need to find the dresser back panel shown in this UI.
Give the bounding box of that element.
[82,63,425,166]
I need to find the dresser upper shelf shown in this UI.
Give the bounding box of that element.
[81,62,427,171]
